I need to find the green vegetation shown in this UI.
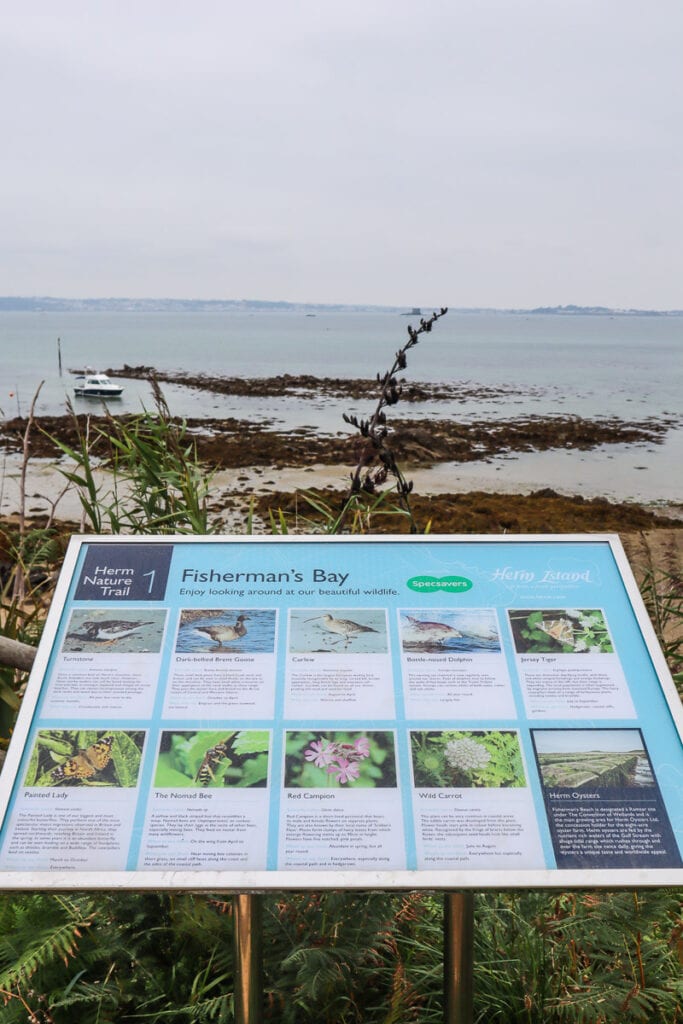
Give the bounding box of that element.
[638,568,683,693]
[49,383,214,536]
[284,731,396,789]
[0,888,681,1022]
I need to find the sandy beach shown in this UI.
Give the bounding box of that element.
[0,456,680,564]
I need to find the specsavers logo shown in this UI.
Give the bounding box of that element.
[406,575,473,594]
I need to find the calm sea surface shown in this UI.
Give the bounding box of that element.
[1,310,681,502]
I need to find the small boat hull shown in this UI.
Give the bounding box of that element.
[73,373,124,399]
[74,386,124,397]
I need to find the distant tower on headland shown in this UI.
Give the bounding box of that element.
[401,307,422,316]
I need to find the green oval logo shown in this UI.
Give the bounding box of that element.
[406,575,473,594]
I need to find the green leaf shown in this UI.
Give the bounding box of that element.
[234,731,269,755]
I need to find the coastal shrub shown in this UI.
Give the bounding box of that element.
[0,520,59,735]
[0,383,69,738]
[0,887,681,1022]
[639,568,683,697]
[47,381,214,536]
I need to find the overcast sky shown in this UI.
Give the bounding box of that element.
[2,1,681,308]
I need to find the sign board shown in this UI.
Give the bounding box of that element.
[0,534,681,890]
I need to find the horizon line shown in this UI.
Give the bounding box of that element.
[0,296,682,316]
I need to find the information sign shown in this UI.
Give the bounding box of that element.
[0,534,681,890]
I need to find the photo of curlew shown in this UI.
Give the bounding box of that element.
[175,609,276,654]
[289,609,388,654]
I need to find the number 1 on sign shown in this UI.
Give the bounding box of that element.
[143,570,155,594]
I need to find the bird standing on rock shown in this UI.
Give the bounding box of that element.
[305,612,378,647]
[66,619,154,646]
[196,614,249,648]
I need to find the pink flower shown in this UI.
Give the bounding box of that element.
[353,737,370,759]
[327,757,360,785]
[304,739,337,767]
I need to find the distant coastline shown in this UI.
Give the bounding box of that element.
[0,296,681,317]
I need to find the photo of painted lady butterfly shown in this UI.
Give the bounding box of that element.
[50,734,115,784]
[25,730,145,789]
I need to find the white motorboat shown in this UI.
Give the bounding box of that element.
[73,372,124,398]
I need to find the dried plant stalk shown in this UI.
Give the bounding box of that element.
[339,308,448,533]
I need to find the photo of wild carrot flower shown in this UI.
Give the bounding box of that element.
[411,730,526,788]
[284,731,396,788]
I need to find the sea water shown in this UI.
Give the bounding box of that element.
[1,310,681,502]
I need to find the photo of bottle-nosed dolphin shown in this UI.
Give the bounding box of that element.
[175,609,276,654]
[400,609,500,653]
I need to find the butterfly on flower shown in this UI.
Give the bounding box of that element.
[50,734,115,785]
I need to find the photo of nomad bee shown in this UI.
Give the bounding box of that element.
[194,735,239,787]
[153,731,270,789]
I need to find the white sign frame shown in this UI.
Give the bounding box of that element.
[0,533,681,890]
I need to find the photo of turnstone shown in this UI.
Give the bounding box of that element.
[62,609,167,653]
[67,619,153,645]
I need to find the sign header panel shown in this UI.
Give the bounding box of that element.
[0,534,681,889]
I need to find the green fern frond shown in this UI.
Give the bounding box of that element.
[0,913,91,990]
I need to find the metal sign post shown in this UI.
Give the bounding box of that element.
[231,890,475,1024]
[233,893,263,1024]
[444,892,474,1023]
